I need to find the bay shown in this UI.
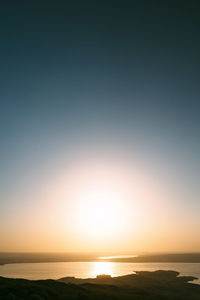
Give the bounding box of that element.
[0,262,200,284]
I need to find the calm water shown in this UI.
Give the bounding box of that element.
[0,262,199,284]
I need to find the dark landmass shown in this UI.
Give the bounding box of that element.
[0,270,200,299]
[1,252,200,265]
[0,253,98,265]
[101,253,200,263]
[59,270,198,286]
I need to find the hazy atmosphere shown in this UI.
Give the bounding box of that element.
[0,1,200,254]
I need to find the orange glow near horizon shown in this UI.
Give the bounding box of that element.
[2,156,200,253]
[51,157,169,251]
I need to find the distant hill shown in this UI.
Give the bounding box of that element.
[0,252,98,265]
[100,253,200,263]
[1,252,200,265]
[1,270,200,300]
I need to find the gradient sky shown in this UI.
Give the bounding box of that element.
[0,1,200,252]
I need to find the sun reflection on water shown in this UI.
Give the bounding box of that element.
[91,262,113,277]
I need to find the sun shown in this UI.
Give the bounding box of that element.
[72,183,128,239]
[77,192,121,237]
[60,160,137,244]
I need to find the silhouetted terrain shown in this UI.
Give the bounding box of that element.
[101,253,200,263]
[1,252,200,265]
[59,270,198,286]
[0,253,98,265]
[1,270,200,299]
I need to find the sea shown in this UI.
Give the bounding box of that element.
[0,261,200,284]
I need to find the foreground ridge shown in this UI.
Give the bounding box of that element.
[0,270,200,299]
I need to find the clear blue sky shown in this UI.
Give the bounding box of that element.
[0,1,200,252]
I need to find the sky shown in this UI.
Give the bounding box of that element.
[0,1,200,253]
